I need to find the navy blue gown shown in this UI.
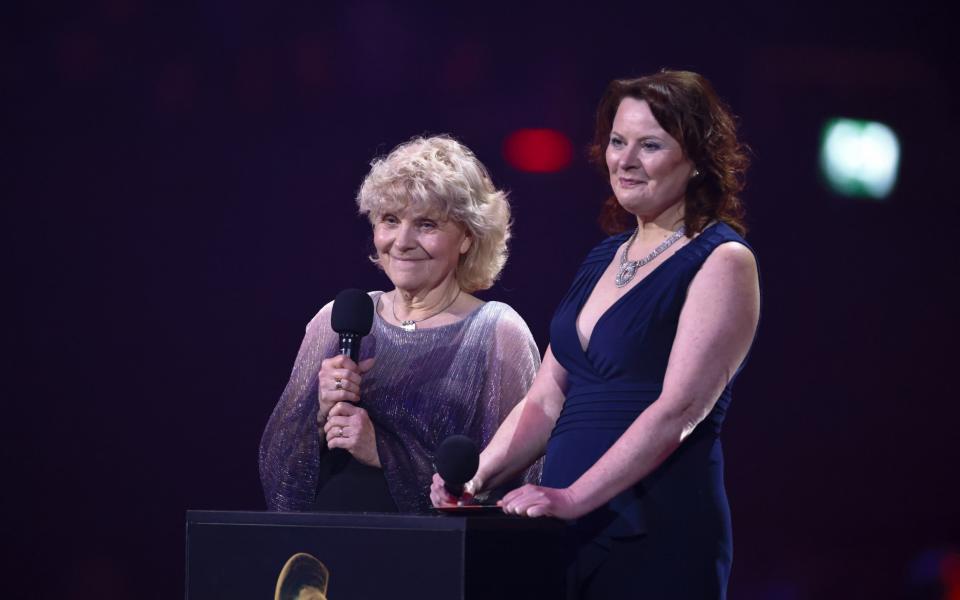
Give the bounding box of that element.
[541,222,756,599]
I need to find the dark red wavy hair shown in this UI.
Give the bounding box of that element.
[588,70,750,236]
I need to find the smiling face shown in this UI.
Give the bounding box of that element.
[373,204,472,295]
[605,97,695,222]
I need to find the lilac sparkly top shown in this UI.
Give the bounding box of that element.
[259,291,542,513]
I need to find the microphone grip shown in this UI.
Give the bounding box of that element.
[338,333,361,364]
[444,481,465,498]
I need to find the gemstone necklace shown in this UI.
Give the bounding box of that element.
[614,226,686,288]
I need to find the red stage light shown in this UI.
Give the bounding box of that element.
[503,129,573,173]
[942,552,960,600]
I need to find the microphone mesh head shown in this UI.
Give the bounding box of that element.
[331,289,374,336]
[435,435,479,485]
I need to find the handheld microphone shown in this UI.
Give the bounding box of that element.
[436,435,480,498]
[331,289,374,363]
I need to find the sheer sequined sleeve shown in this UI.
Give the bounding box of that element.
[472,303,543,486]
[259,297,542,513]
[258,303,337,511]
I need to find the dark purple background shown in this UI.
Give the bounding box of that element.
[5,1,958,598]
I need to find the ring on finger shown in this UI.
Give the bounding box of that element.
[334,377,343,391]
[337,426,345,438]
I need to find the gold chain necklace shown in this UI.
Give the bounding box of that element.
[392,288,462,332]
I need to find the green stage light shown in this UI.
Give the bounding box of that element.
[820,118,900,200]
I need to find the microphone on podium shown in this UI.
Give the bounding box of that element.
[436,435,480,498]
[331,288,374,363]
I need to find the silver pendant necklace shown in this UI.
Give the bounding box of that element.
[614,226,687,288]
[392,288,462,332]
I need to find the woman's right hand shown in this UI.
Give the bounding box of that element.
[429,473,478,508]
[317,355,375,424]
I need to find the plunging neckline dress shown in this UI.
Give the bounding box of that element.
[542,222,756,599]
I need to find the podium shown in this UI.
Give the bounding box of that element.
[185,510,566,599]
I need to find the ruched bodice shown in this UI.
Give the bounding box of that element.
[548,222,747,437]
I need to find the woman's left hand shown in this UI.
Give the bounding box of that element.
[323,401,381,468]
[499,484,583,520]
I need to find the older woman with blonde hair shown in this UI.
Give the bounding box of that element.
[260,135,540,513]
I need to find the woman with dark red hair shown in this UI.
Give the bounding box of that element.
[433,70,761,598]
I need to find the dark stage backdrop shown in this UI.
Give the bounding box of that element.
[5,2,958,598]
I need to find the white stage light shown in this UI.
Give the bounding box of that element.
[820,118,900,200]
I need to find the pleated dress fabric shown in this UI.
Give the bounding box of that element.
[542,222,756,599]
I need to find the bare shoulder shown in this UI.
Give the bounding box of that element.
[705,241,756,269]
[696,241,758,288]
[684,241,760,333]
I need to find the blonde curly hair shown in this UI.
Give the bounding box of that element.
[356,135,511,293]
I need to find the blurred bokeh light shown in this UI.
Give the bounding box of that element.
[820,118,900,200]
[502,128,573,173]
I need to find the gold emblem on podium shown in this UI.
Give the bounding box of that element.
[274,552,330,600]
